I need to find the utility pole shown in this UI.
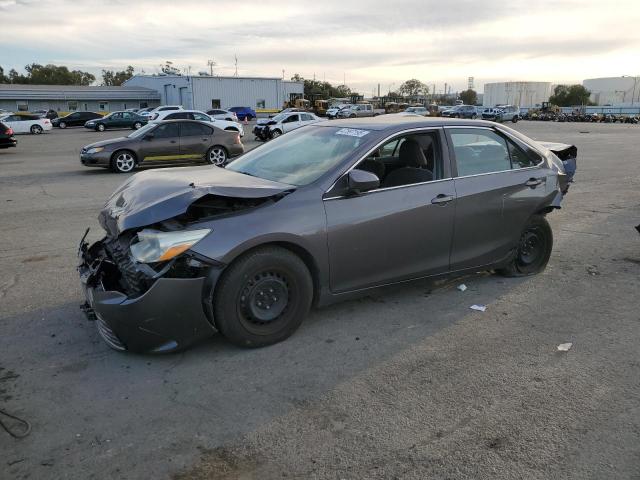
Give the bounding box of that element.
[378,83,380,97]
[207,59,216,76]
[234,55,238,77]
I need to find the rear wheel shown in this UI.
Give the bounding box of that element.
[497,215,553,277]
[206,145,228,166]
[30,124,43,134]
[213,247,313,348]
[110,150,137,173]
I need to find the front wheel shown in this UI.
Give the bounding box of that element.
[206,145,228,166]
[497,215,553,277]
[270,129,282,139]
[30,124,43,134]
[110,150,137,173]
[512,116,519,123]
[96,123,106,132]
[213,246,313,348]
[133,122,143,129]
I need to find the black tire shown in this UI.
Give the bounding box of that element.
[59,121,67,129]
[30,124,43,134]
[471,114,477,120]
[110,150,137,173]
[133,122,143,130]
[96,123,106,132]
[497,215,553,277]
[206,145,228,166]
[213,246,313,348]
[270,129,282,139]
[512,116,519,123]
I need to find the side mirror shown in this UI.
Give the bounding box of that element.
[348,169,380,194]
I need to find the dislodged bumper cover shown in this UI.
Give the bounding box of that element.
[79,237,218,353]
[539,141,577,194]
[100,166,294,236]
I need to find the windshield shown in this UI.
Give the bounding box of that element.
[271,113,288,122]
[128,123,155,138]
[226,126,370,186]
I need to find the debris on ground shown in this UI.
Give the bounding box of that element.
[557,342,573,352]
[470,304,487,312]
[586,265,600,276]
[457,284,467,292]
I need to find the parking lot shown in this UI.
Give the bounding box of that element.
[1,121,639,479]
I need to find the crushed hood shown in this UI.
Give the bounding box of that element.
[99,166,294,235]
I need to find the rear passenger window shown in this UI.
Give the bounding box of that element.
[181,123,213,136]
[449,129,510,176]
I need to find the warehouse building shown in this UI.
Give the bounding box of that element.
[0,84,160,113]
[124,74,304,111]
[583,76,640,106]
[483,81,552,107]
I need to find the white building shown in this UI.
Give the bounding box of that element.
[583,76,640,106]
[124,75,304,111]
[482,81,552,107]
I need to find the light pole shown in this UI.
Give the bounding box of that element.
[387,83,395,96]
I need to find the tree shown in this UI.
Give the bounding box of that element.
[398,79,428,97]
[549,84,593,106]
[102,65,135,86]
[459,89,478,105]
[0,66,7,83]
[289,74,357,99]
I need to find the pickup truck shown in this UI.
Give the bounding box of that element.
[337,104,385,118]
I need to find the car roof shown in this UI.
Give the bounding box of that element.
[318,116,497,131]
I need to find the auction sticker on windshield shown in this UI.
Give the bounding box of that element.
[335,128,370,138]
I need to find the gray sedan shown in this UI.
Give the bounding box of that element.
[80,119,244,173]
[78,117,576,353]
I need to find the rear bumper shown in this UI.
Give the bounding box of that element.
[79,236,219,353]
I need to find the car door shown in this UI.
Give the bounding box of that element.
[138,122,181,162]
[323,129,456,292]
[109,112,123,128]
[2,115,23,133]
[281,114,300,133]
[445,127,551,270]
[120,112,134,127]
[179,122,213,160]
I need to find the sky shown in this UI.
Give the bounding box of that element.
[1,0,639,94]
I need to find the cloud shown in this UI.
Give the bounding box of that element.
[1,0,639,91]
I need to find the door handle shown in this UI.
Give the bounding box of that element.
[431,194,454,205]
[525,178,543,187]
[169,140,177,144]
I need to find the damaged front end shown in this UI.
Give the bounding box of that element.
[78,166,295,353]
[78,229,222,353]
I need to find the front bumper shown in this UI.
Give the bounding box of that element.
[80,151,111,167]
[0,137,17,148]
[78,236,219,353]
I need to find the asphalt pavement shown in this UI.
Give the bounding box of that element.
[0,120,639,479]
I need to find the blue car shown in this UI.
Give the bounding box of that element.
[228,106,256,121]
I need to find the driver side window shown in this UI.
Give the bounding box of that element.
[356,131,442,189]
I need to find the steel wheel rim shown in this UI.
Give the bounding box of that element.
[209,148,226,166]
[238,271,291,333]
[115,153,134,172]
[517,228,544,267]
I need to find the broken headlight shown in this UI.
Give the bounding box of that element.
[130,229,211,263]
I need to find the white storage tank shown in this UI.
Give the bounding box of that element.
[583,76,640,106]
[482,82,552,107]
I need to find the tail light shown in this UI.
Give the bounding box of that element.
[44,119,51,124]
[6,127,14,136]
[234,134,241,144]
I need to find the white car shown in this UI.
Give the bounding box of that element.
[206,109,238,122]
[147,105,184,121]
[0,113,52,134]
[264,111,321,138]
[326,104,352,119]
[151,109,244,137]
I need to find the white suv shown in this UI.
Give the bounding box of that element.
[151,109,244,136]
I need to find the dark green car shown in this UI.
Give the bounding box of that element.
[84,111,147,132]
